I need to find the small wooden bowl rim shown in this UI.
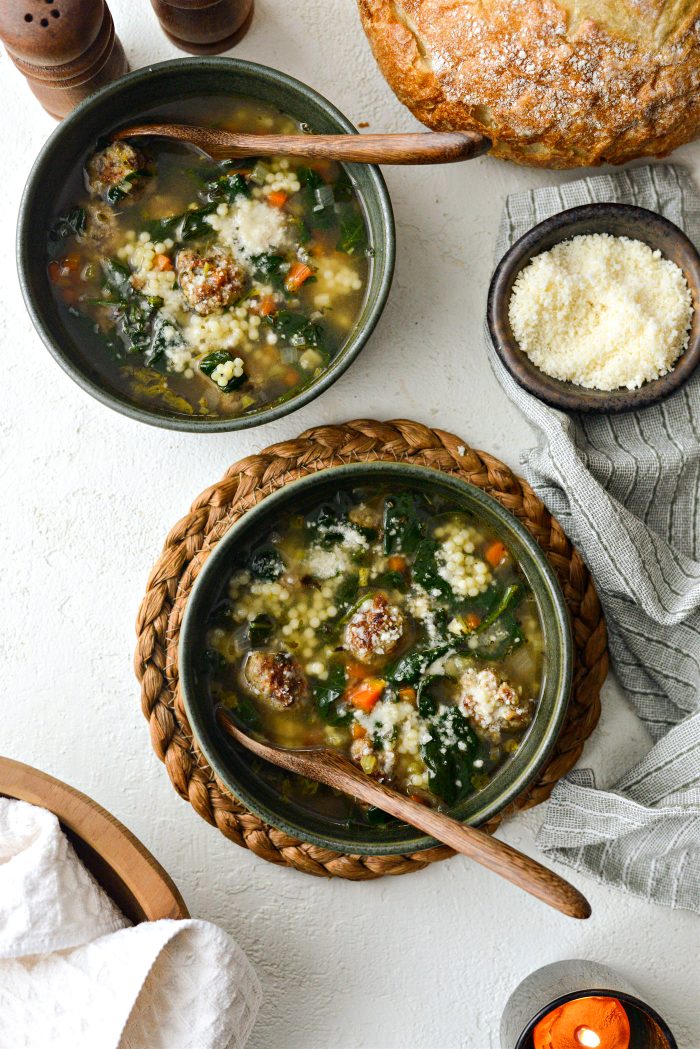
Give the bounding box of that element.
[487,203,700,413]
[0,757,188,924]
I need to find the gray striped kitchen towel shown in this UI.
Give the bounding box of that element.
[486,164,700,913]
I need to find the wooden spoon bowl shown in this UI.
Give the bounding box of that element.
[0,757,188,924]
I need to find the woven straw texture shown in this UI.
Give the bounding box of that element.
[135,419,608,880]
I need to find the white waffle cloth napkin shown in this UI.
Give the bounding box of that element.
[0,797,262,1049]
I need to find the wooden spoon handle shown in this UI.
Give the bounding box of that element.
[319,753,590,920]
[114,124,491,164]
[217,712,590,919]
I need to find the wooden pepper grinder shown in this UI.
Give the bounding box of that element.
[0,0,128,119]
[150,0,254,54]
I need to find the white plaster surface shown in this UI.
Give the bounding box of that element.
[0,3,698,1047]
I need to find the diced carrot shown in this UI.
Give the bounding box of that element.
[285,261,314,292]
[153,253,174,271]
[282,366,299,387]
[256,295,277,317]
[409,794,427,806]
[346,678,386,713]
[62,253,81,272]
[48,260,63,283]
[346,661,367,683]
[464,612,481,631]
[485,540,507,568]
[387,555,407,573]
[398,686,417,706]
[267,190,288,208]
[351,722,367,740]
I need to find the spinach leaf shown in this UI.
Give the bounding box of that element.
[332,573,359,615]
[100,259,185,362]
[389,644,451,686]
[180,203,217,241]
[336,203,367,256]
[373,570,407,593]
[146,314,185,366]
[416,674,443,718]
[251,253,285,290]
[48,206,86,255]
[313,662,351,725]
[297,166,325,190]
[144,213,183,241]
[249,545,285,581]
[202,648,227,672]
[143,202,216,243]
[382,493,425,555]
[105,169,148,206]
[207,171,250,202]
[421,709,479,805]
[412,539,452,600]
[477,584,523,632]
[231,694,262,732]
[473,612,524,661]
[102,258,132,297]
[199,350,247,392]
[248,613,274,648]
[272,310,325,352]
[305,503,345,547]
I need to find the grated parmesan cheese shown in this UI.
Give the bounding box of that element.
[508,234,693,391]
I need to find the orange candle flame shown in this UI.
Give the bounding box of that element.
[533,996,630,1049]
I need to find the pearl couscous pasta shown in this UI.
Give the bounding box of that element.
[46,97,369,419]
[203,484,544,825]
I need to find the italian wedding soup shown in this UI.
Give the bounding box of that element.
[46,97,369,419]
[203,484,544,826]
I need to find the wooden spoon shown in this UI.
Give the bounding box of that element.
[112,123,490,165]
[217,709,591,920]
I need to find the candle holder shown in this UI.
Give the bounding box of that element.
[500,960,677,1049]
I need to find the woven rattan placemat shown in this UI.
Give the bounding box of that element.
[135,419,608,880]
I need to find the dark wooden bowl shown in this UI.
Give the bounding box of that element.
[487,203,700,413]
[0,757,188,924]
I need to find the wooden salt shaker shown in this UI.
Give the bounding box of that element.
[150,0,254,54]
[0,0,128,119]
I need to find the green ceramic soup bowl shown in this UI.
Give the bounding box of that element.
[179,462,573,855]
[17,59,394,432]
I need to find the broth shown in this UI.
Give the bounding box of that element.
[46,96,370,419]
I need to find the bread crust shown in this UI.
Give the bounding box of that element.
[358,0,700,168]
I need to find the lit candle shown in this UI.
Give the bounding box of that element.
[533,996,631,1049]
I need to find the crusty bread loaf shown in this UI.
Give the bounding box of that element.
[357,0,700,168]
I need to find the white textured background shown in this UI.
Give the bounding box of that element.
[1,3,698,1047]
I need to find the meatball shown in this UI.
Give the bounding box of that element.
[86,142,145,201]
[458,668,532,741]
[176,247,245,316]
[350,737,395,780]
[344,593,404,663]
[243,650,307,709]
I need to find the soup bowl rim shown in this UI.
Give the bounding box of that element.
[178,461,574,855]
[16,57,395,432]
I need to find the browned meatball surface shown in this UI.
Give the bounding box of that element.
[344,593,404,663]
[176,247,245,316]
[86,142,145,201]
[244,650,308,709]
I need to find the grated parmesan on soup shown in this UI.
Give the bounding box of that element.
[508,233,693,391]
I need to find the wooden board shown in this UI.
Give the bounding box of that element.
[0,756,188,924]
